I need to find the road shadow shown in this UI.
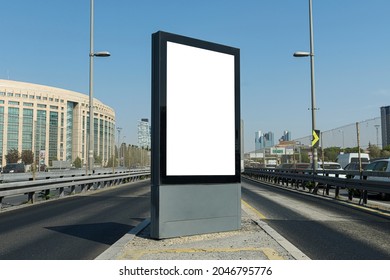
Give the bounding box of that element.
[46,220,144,245]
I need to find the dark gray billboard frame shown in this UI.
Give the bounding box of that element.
[151,31,241,239]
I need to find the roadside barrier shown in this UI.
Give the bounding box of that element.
[243,167,390,204]
[0,170,150,210]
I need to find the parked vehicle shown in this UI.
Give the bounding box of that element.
[2,163,26,173]
[336,153,370,169]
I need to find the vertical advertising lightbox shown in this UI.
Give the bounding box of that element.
[151,31,241,239]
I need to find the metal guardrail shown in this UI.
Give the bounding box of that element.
[0,170,151,210]
[0,167,150,183]
[243,167,390,204]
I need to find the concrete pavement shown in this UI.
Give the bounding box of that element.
[96,201,310,260]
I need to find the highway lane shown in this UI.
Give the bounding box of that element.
[0,180,150,260]
[242,177,390,260]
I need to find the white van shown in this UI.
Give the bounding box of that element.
[336,153,370,169]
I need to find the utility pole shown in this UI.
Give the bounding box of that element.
[117,127,122,167]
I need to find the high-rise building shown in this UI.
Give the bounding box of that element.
[281,130,291,142]
[255,130,263,150]
[138,118,151,149]
[255,130,274,150]
[263,131,274,148]
[381,106,390,147]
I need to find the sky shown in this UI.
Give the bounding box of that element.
[0,0,389,152]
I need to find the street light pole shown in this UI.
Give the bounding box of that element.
[308,0,318,177]
[293,0,318,177]
[88,0,110,174]
[88,0,94,174]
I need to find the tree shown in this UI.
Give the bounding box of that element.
[344,147,363,153]
[5,148,20,164]
[381,149,390,158]
[94,154,102,165]
[367,143,381,159]
[21,150,34,165]
[105,155,117,168]
[73,157,82,168]
[323,147,340,162]
[383,145,390,152]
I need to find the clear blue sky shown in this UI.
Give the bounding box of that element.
[0,0,389,152]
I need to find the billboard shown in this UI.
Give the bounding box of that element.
[152,31,240,184]
[151,31,241,238]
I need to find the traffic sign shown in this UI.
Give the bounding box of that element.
[312,130,320,148]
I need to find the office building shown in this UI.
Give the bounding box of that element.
[281,130,291,142]
[255,131,262,150]
[255,130,274,150]
[0,79,115,166]
[263,131,274,148]
[381,106,390,148]
[138,118,151,149]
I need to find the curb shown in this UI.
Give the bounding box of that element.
[95,218,150,260]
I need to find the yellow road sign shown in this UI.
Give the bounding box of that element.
[312,130,320,147]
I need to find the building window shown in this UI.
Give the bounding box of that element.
[49,111,58,163]
[0,107,4,165]
[7,107,19,151]
[8,101,19,105]
[35,110,46,163]
[66,102,74,161]
[22,109,33,151]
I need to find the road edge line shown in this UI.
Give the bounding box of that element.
[241,200,311,260]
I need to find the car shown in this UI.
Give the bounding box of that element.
[276,163,311,171]
[2,163,26,173]
[354,158,390,199]
[344,162,369,171]
[314,161,346,178]
[344,162,369,179]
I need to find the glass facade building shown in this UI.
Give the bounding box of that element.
[255,130,274,150]
[138,118,151,149]
[0,80,115,167]
[381,106,390,148]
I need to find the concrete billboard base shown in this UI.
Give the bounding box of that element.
[151,183,241,239]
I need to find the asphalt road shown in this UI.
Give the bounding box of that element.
[0,180,150,260]
[241,177,390,260]
[2,177,389,260]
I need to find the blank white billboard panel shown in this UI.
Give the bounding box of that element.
[166,42,235,176]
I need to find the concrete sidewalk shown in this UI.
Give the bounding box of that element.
[96,201,310,260]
